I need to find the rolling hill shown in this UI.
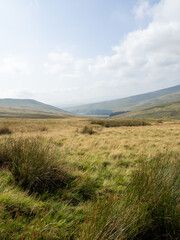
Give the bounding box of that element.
[0,99,73,118]
[113,101,180,120]
[66,85,180,116]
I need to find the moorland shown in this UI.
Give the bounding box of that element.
[0,117,179,239]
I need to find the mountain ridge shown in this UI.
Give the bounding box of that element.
[65,85,180,115]
[0,98,73,118]
[113,101,180,120]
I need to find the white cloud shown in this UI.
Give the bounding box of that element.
[0,56,30,75]
[44,52,92,81]
[133,0,152,19]
[0,89,36,99]
[88,0,180,91]
[1,0,172,105]
[44,0,180,102]
[153,0,180,23]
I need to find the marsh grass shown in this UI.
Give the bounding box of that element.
[0,137,72,193]
[0,169,83,240]
[0,127,12,135]
[0,118,179,239]
[91,119,150,127]
[39,126,48,131]
[81,125,95,134]
[79,152,180,240]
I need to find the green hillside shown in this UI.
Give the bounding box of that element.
[0,99,73,118]
[113,101,180,120]
[66,85,180,115]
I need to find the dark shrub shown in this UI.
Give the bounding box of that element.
[39,126,48,132]
[0,127,12,135]
[91,119,150,127]
[81,126,95,135]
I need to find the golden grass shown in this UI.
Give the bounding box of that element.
[0,118,179,155]
[0,118,179,185]
[0,118,179,239]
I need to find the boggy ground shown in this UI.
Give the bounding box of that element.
[0,118,179,239]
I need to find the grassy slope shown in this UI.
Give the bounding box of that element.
[113,101,180,119]
[66,85,180,113]
[0,107,69,118]
[0,99,73,118]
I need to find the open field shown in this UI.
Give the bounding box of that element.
[0,118,179,239]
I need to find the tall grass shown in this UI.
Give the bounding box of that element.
[81,126,95,135]
[0,119,179,239]
[0,137,72,193]
[91,119,150,127]
[79,152,180,240]
[0,168,80,240]
[0,127,12,135]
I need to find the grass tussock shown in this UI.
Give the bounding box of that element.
[39,126,48,131]
[91,119,150,127]
[0,171,77,240]
[0,127,12,135]
[79,152,180,240]
[81,125,95,134]
[0,137,72,193]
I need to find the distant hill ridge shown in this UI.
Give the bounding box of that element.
[0,98,66,113]
[113,101,180,120]
[0,98,72,118]
[66,85,180,115]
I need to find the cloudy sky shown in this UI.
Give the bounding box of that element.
[0,0,179,106]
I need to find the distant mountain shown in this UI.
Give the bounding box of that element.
[0,99,73,118]
[112,101,180,120]
[66,85,180,116]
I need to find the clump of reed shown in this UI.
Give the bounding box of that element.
[81,125,95,135]
[79,152,180,240]
[0,127,12,135]
[91,119,150,127]
[0,137,72,193]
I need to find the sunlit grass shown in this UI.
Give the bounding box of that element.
[79,152,180,240]
[0,118,179,239]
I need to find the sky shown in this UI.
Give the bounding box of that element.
[0,0,179,106]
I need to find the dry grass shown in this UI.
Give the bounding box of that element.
[81,125,95,135]
[0,118,179,239]
[0,126,12,135]
[91,119,150,127]
[0,137,72,193]
[0,118,179,197]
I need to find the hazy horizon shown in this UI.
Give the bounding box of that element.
[0,0,180,106]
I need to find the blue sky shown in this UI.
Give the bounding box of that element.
[0,0,179,106]
[0,0,145,56]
